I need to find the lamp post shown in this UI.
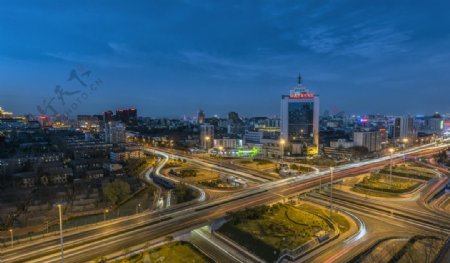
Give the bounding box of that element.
[389,148,394,188]
[103,209,109,221]
[402,138,409,163]
[330,167,334,222]
[57,204,64,262]
[136,203,141,214]
[279,138,285,163]
[218,146,224,157]
[9,229,13,248]
[204,136,210,151]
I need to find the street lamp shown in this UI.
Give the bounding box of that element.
[136,203,141,214]
[389,148,395,188]
[330,167,334,222]
[204,136,211,152]
[104,209,109,221]
[57,204,65,262]
[402,138,409,163]
[279,138,286,162]
[9,229,13,248]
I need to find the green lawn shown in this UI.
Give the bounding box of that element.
[177,168,220,183]
[239,159,278,171]
[219,204,334,261]
[117,241,212,263]
[297,203,350,233]
[379,162,436,181]
[354,173,421,193]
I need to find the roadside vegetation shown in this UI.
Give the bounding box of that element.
[353,173,421,194]
[219,204,338,262]
[114,241,212,263]
[169,167,220,184]
[296,202,350,233]
[379,163,436,181]
[288,164,314,173]
[172,183,198,203]
[239,159,278,171]
[164,159,187,168]
[103,180,132,205]
[298,157,337,167]
[123,158,154,178]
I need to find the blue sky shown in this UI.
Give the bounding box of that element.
[1,0,449,117]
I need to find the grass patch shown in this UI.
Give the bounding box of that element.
[297,203,350,233]
[219,204,334,262]
[238,159,277,171]
[116,241,212,263]
[170,167,220,183]
[354,173,421,194]
[379,165,435,181]
[289,164,314,173]
[164,159,187,168]
[351,187,405,198]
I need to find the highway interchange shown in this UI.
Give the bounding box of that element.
[1,140,449,263]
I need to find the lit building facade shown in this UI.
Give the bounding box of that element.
[281,74,320,156]
[353,130,382,152]
[104,121,126,144]
[200,124,214,149]
[198,110,205,125]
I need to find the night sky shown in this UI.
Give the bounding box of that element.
[1,1,449,118]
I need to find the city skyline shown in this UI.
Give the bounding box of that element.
[1,1,450,117]
[0,2,449,262]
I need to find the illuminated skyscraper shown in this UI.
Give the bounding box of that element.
[200,124,214,149]
[281,74,319,156]
[116,108,137,126]
[198,110,205,125]
[105,121,126,144]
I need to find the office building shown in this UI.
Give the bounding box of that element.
[399,116,416,140]
[198,110,205,125]
[200,124,214,149]
[213,138,243,149]
[353,130,381,152]
[103,111,114,123]
[104,121,126,144]
[281,74,320,156]
[116,108,138,126]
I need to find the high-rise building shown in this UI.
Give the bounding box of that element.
[103,111,114,123]
[353,130,382,152]
[425,113,444,134]
[200,124,214,149]
[198,110,205,125]
[399,115,416,140]
[116,108,137,126]
[391,117,401,139]
[228,112,240,123]
[0,107,13,118]
[281,74,320,156]
[104,121,126,144]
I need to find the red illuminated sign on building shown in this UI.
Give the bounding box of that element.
[289,93,315,99]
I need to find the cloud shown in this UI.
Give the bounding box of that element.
[298,23,411,58]
[180,50,282,78]
[45,52,135,68]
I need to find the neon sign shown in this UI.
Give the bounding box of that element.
[289,93,315,99]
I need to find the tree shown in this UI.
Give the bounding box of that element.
[173,183,197,203]
[350,146,369,157]
[103,180,131,205]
